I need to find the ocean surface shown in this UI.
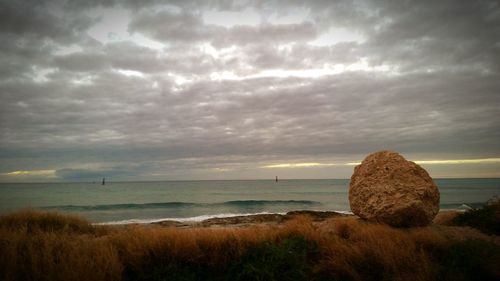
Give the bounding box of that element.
[0,179,498,224]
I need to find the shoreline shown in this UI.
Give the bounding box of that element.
[154,210,351,228]
[93,209,465,228]
[94,210,352,227]
[92,209,353,226]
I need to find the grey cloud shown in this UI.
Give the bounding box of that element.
[0,0,99,82]
[232,42,360,70]
[0,33,55,81]
[1,0,499,180]
[361,0,500,73]
[129,9,317,46]
[215,22,318,46]
[51,41,223,75]
[263,0,500,74]
[55,165,141,180]
[53,52,110,72]
[0,0,94,43]
[55,168,108,180]
[4,67,499,158]
[129,10,219,42]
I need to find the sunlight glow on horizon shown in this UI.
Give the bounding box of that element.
[263,158,500,168]
[1,170,56,177]
[2,159,499,180]
[263,162,342,168]
[415,158,500,165]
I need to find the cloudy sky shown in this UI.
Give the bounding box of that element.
[1,0,500,182]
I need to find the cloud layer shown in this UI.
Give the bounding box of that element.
[1,0,499,181]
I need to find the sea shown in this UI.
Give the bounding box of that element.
[0,179,498,224]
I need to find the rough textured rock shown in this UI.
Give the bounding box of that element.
[349,150,440,227]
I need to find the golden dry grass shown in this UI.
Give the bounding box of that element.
[432,210,460,225]
[0,210,498,281]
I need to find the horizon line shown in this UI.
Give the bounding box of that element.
[1,176,499,184]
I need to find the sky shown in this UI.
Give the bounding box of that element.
[1,0,500,182]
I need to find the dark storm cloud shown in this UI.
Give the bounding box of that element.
[1,0,499,180]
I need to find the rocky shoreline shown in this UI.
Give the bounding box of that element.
[149,209,467,228]
[152,210,351,228]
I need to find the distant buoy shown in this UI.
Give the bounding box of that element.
[276,176,278,182]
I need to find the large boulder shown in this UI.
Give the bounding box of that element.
[349,151,440,227]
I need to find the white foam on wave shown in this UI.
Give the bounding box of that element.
[334,210,354,215]
[93,210,355,225]
[94,211,285,225]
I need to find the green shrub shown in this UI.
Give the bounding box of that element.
[129,236,319,281]
[436,240,500,281]
[452,201,500,235]
[229,236,319,281]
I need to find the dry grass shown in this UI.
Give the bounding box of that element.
[0,210,499,281]
[0,209,100,234]
[432,210,460,225]
[0,210,120,281]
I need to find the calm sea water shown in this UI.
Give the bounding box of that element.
[0,179,498,223]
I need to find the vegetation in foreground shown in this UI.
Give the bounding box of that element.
[452,198,500,235]
[0,208,499,281]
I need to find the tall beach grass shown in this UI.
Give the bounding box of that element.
[0,208,499,281]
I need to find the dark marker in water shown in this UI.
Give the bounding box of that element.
[102,177,105,185]
[276,176,278,182]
